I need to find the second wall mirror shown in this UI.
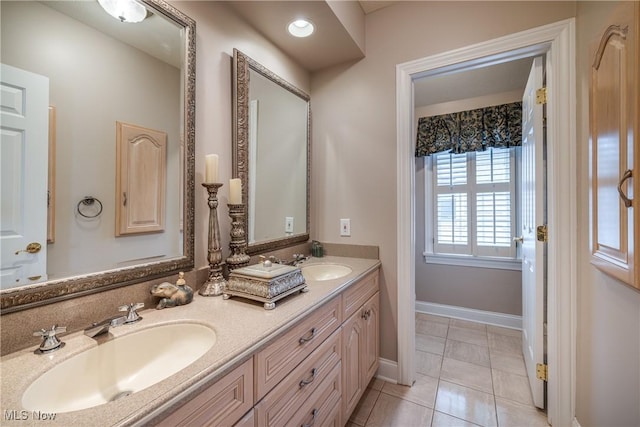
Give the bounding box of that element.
[232,49,310,254]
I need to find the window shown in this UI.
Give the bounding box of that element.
[425,147,519,270]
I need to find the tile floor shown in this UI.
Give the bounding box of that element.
[346,313,549,427]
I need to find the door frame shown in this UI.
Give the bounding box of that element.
[395,19,576,426]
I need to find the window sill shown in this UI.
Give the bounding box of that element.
[422,253,522,271]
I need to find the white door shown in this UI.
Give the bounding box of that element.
[1,64,49,288]
[520,56,546,409]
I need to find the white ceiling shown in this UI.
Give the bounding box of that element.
[358,1,396,14]
[76,1,540,145]
[47,0,532,97]
[414,57,534,107]
[224,0,530,90]
[225,1,365,71]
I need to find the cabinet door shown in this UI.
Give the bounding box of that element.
[116,121,167,236]
[362,292,380,384]
[342,311,364,421]
[590,1,639,290]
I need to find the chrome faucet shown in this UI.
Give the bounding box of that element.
[268,254,309,267]
[292,254,309,265]
[84,316,126,338]
[84,302,144,338]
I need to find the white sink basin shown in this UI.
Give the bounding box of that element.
[22,323,215,413]
[301,264,352,281]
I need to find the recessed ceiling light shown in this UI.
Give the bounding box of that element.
[287,19,314,38]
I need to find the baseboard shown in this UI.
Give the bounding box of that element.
[416,301,522,330]
[572,417,582,427]
[375,357,398,384]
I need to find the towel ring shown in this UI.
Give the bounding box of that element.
[77,196,103,219]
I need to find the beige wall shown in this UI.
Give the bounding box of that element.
[311,1,576,362]
[575,2,640,426]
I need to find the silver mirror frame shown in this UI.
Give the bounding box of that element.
[0,0,196,313]
[232,49,310,255]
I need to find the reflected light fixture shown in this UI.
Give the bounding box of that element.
[287,19,314,37]
[98,0,147,23]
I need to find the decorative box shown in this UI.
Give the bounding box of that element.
[223,263,307,310]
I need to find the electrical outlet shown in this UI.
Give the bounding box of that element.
[340,218,351,237]
[285,217,294,233]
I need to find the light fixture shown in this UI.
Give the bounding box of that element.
[98,0,147,23]
[287,19,314,38]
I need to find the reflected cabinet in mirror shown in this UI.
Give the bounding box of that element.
[0,0,195,312]
[232,49,310,254]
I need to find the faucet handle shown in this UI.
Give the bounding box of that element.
[118,303,144,324]
[33,325,67,338]
[33,325,66,354]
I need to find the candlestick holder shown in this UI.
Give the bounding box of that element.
[226,203,251,271]
[200,183,227,296]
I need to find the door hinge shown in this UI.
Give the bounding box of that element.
[536,225,548,242]
[536,363,548,381]
[536,87,547,104]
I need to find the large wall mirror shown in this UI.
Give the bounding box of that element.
[0,0,195,312]
[233,49,310,254]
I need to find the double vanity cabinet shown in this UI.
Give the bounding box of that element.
[0,257,380,427]
[156,268,380,427]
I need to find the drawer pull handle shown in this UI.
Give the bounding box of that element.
[299,368,317,388]
[617,169,633,208]
[299,327,317,344]
[361,309,372,320]
[302,408,318,427]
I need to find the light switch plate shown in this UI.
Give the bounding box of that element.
[340,218,351,237]
[285,217,294,233]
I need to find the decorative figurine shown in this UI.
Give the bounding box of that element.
[150,272,194,309]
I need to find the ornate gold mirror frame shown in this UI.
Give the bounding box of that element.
[1,0,195,313]
[232,49,311,254]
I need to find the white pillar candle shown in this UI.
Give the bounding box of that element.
[205,154,218,183]
[229,178,242,204]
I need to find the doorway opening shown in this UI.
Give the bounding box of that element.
[396,19,576,426]
[413,53,547,411]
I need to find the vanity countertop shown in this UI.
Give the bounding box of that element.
[0,256,380,426]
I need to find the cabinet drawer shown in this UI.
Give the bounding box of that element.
[255,296,342,401]
[317,400,341,427]
[255,329,341,426]
[342,270,379,320]
[156,358,253,427]
[288,362,342,427]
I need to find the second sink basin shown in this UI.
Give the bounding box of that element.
[22,322,215,413]
[301,264,353,281]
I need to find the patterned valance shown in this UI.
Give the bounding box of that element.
[415,102,522,157]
